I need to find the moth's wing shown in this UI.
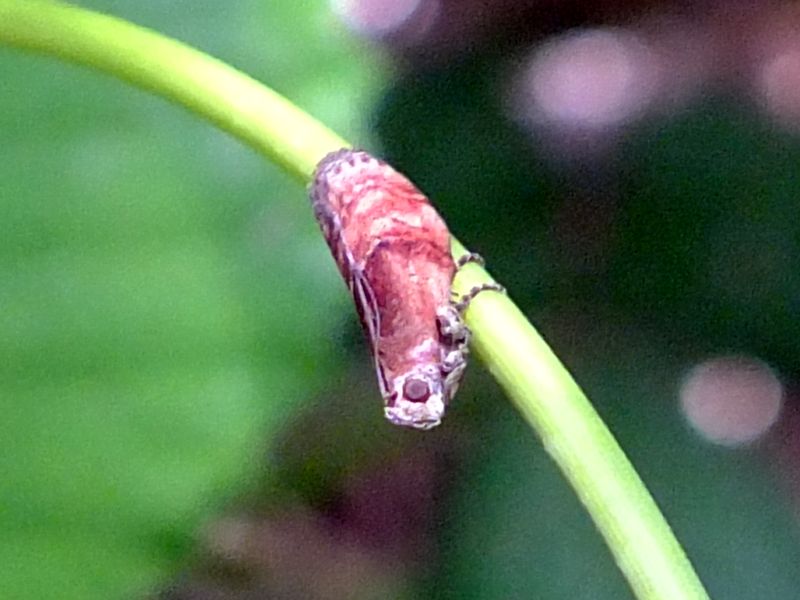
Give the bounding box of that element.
[351,268,389,396]
[310,186,388,395]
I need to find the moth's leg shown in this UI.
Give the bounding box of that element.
[442,346,468,373]
[455,252,485,269]
[453,251,505,312]
[436,305,470,344]
[453,283,506,313]
[441,351,468,400]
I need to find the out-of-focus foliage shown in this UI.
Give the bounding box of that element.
[376,51,800,599]
[0,1,383,598]
[438,329,800,599]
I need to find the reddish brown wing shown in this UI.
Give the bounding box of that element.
[310,150,389,394]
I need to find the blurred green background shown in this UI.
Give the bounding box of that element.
[2,1,800,599]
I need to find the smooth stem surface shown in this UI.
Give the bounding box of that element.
[0,2,709,599]
[0,0,346,181]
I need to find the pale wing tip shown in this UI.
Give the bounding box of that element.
[384,397,445,430]
[312,148,384,183]
[310,148,389,212]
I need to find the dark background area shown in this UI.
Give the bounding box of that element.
[1,1,799,598]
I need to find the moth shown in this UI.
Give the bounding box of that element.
[310,149,493,430]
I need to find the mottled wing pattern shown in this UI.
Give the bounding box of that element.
[310,152,388,393]
[309,149,470,430]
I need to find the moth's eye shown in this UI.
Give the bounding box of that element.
[403,378,431,403]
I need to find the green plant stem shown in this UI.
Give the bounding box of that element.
[0,2,710,599]
[0,0,346,181]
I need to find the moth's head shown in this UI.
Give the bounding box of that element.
[384,365,446,430]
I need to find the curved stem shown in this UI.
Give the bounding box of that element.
[0,2,709,599]
[0,0,347,181]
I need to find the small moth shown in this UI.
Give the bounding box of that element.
[310,149,479,430]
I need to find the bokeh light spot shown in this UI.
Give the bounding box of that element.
[680,356,783,447]
[515,28,656,129]
[757,46,800,129]
[331,0,431,38]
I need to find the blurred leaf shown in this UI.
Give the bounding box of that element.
[439,321,800,599]
[615,104,800,372]
[0,1,383,598]
[370,54,800,600]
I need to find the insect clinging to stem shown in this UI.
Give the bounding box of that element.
[309,149,502,430]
